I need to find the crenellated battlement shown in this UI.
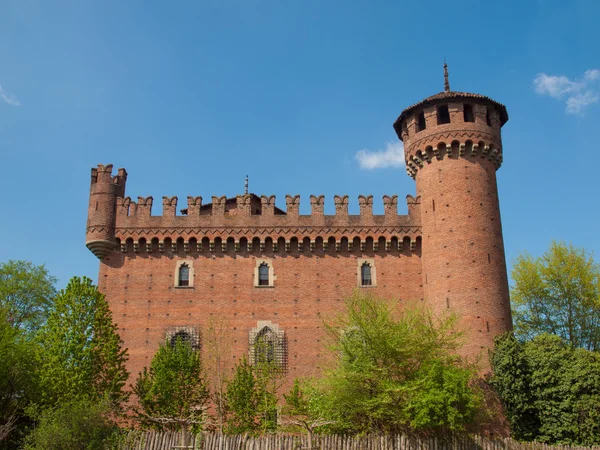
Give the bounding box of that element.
[86,165,422,260]
[90,164,127,197]
[113,193,421,221]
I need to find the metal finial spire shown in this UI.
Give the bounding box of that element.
[444,61,450,92]
[244,175,248,195]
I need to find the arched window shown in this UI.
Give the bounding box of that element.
[170,330,192,348]
[167,327,200,351]
[255,326,276,364]
[249,321,286,369]
[361,262,372,286]
[178,263,190,287]
[258,263,269,286]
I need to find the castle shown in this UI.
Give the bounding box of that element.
[86,67,513,384]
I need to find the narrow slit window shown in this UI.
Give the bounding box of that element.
[361,262,372,286]
[178,264,189,287]
[486,109,492,126]
[417,112,426,131]
[259,263,270,286]
[437,105,450,124]
[463,104,474,122]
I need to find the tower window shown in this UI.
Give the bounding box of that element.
[417,112,426,131]
[437,105,451,124]
[361,262,372,286]
[486,108,492,126]
[463,104,474,122]
[178,264,189,287]
[258,263,269,286]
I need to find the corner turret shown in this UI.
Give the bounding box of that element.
[86,164,127,259]
[393,66,512,368]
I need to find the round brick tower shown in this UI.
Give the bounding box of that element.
[86,164,127,260]
[393,65,512,368]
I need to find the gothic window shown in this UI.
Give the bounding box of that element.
[357,258,376,287]
[166,327,200,351]
[170,330,192,348]
[255,327,276,364]
[178,263,189,287]
[249,321,286,369]
[361,262,372,286]
[259,263,269,286]
[174,260,194,288]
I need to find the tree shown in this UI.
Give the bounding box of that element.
[488,333,539,441]
[36,276,129,410]
[0,260,56,334]
[305,292,484,434]
[204,316,233,432]
[0,308,36,447]
[282,379,333,449]
[224,355,259,435]
[253,352,282,434]
[133,337,210,446]
[511,241,600,351]
[23,398,123,450]
[224,353,282,435]
[491,332,600,445]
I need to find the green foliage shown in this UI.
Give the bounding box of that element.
[283,379,307,418]
[224,355,259,434]
[305,292,483,434]
[224,355,280,434]
[0,308,36,447]
[488,333,539,441]
[511,241,600,351]
[0,260,56,334]
[133,338,210,430]
[491,332,600,445]
[36,276,129,410]
[253,356,281,433]
[23,399,123,450]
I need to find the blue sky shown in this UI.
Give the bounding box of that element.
[1,0,598,288]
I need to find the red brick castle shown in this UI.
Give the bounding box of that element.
[86,67,513,383]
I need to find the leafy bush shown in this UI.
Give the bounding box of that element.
[301,292,484,434]
[491,332,600,445]
[23,399,123,450]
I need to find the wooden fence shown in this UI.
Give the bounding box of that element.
[120,432,600,450]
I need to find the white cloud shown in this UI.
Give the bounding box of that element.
[533,69,599,115]
[584,69,600,82]
[566,91,599,115]
[0,83,20,106]
[356,141,405,170]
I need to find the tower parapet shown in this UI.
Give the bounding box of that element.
[86,164,127,259]
[393,66,512,368]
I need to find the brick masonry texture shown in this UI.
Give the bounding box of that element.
[86,85,512,389]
